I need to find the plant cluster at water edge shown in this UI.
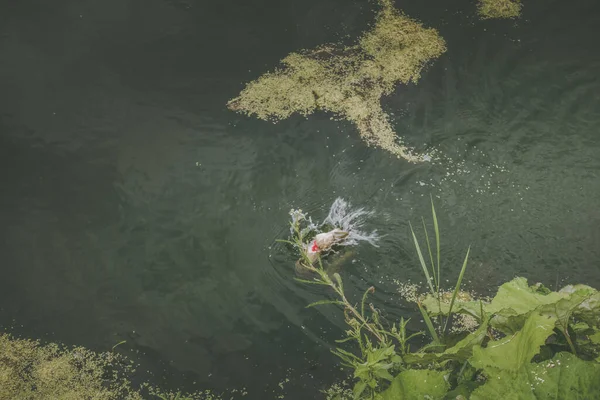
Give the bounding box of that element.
[290,200,600,399]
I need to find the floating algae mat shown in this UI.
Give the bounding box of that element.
[227,0,446,162]
[0,333,230,400]
[0,333,142,400]
[478,0,522,19]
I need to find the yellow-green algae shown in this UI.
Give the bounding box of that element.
[0,333,143,400]
[227,0,446,162]
[0,333,227,400]
[478,0,522,19]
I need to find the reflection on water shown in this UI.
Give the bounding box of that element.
[1,0,600,398]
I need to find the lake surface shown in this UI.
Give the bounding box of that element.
[1,0,599,398]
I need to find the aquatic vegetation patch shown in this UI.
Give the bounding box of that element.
[478,0,522,19]
[0,334,143,400]
[0,334,235,400]
[228,0,446,162]
[295,199,600,399]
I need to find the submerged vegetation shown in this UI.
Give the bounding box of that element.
[291,200,600,399]
[228,0,446,162]
[478,0,522,19]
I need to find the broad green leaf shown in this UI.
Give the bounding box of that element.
[403,318,489,365]
[590,330,600,345]
[444,381,482,399]
[487,278,593,334]
[470,312,556,373]
[420,294,481,318]
[472,353,600,400]
[470,366,535,400]
[530,352,600,399]
[558,284,597,295]
[537,288,597,343]
[571,321,591,334]
[589,330,600,361]
[424,279,598,335]
[572,291,600,326]
[487,278,566,316]
[379,369,448,400]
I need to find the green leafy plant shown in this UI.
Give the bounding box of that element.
[294,200,600,399]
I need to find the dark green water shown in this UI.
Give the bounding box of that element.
[1,0,600,398]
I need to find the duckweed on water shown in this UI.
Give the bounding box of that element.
[478,0,522,19]
[0,334,230,400]
[227,0,446,162]
[0,334,142,400]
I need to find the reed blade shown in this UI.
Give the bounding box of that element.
[443,245,471,333]
[410,222,436,295]
[418,302,440,343]
[431,196,441,293]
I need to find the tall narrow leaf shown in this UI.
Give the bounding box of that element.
[422,217,437,291]
[431,196,440,293]
[444,246,471,333]
[410,222,436,296]
[418,302,440,343]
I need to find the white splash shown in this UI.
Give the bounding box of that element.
[321,198,380,247]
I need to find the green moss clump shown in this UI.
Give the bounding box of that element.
[227,0,446,162]
[478,0,522,19]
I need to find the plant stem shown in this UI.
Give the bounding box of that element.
[336,287,385,343]
[562,328,577,355]
[300,256,386,344]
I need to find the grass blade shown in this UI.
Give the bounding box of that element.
[418,302,439,343]
[422,217,437,292]
[410,222,436,295]
[431,196,441,294]
[443,245,471,333]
